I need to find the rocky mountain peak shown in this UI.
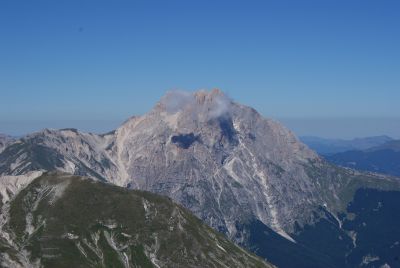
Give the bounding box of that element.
[2,90,400,268]
[193,88,225,104]
[107,90,321,240]
[154,89,233,123]
[1,89,319,240]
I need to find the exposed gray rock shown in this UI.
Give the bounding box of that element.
[0,172,272,268]
[0,134,13,154]
[107,89,320,241]
[1,89,399,246]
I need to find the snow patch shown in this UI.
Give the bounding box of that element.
[349,231,357,248]
[216,242,227,253]
[121,232,132,238]
[76,242,88,258]
[122,252,130,268]
[142,198,153,220]
[101,220,118,229]
[361,254,380,266]
[390,241,399,248]
[64,232,79,240]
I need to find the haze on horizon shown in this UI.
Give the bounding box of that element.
[1,1,399,139]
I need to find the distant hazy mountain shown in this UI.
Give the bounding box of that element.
[371,139,400,152]
[0,172,270,268]
[326,140,400,177]
[1,90,400,267]
[300,135,393,155]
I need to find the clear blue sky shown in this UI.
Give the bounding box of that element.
[1,0,399,138]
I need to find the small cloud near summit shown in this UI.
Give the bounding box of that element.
[159,89,232,119]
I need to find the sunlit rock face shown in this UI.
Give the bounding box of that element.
[108,89,321,242]
[2,89,400,268]
[0,90,322,240]
[2,89,399,246]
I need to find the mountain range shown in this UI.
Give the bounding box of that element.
[326,140,400,177]
[300,135,393,155]
[1,89,400,268]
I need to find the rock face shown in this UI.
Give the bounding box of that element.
[108,89,321,241]
[1,89,400,267]
[0,172,271,268]
[0,90,322,240]
[0,129,117,180]
[0,134,13,154]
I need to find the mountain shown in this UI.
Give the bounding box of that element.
[371,139,400,152]
[1,89,400,267]
[300,135,393,155]
[326,140,400,177]
[0,134,14,154]
[1,90,323,238]
[0,128,117,180]
[0,90,325,238]
[0,172,271,268]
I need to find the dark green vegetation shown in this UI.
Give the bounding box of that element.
[240,219,342,268]
[344,189,400,267]
[305,161,400,213]
[235,161,400,268]
[241,186,400,268]
[2,172,272,268]
[295,188,400,267]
